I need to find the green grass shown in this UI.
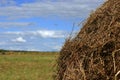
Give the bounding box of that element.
[0,52,58,80]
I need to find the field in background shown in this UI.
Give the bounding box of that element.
[0,51,58,80]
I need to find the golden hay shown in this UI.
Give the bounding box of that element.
[55,0,120,80]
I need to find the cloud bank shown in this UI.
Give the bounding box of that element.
[0,0,104,19]
[0,22,35,28]
[3,30,66,38]
[0,30,67,51]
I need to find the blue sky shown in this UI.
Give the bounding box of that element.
[0,0,104,51]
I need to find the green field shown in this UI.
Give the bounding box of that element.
[0,52,58,80]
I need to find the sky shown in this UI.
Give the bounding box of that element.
[0,0,105,51]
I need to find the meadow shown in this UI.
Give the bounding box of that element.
[0,51,58,80]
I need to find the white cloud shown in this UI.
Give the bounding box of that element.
[3,30,66,38]
[0,22,35,28]
[0,0,104,19]
[12,37,26,43]
[35,30,65,38]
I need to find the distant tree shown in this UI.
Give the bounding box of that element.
[0,49,6,55]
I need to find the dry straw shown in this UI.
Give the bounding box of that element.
[55,0,120,80]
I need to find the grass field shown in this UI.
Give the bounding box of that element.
[0,52,58,80]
